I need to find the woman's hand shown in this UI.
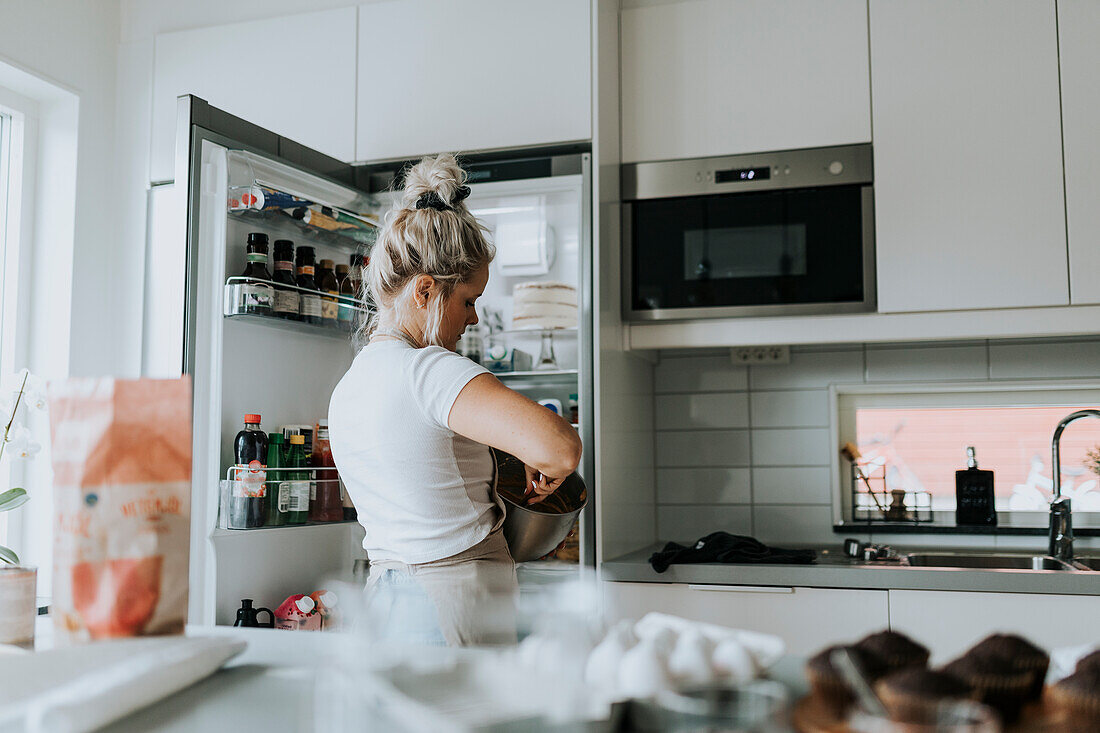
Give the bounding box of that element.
[524,464,567,505]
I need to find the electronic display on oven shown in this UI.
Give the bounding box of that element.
[715,166,771,183]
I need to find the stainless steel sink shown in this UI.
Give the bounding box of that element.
[903,553,1077,570]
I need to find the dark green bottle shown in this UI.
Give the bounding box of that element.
[285,434,310,525]
[265,433,288,526]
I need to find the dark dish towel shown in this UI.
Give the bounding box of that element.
[648,531,817,573]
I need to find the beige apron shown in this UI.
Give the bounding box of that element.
[366,451,518,646]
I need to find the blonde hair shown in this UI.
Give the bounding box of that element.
[358,154,494,348]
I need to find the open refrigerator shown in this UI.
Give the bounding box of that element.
[172,98,593,627]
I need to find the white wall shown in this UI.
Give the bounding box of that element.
[0,0,133,378]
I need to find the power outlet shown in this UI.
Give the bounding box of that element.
[731,345,790,365]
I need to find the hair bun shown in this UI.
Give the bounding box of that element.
[401,154,469,210]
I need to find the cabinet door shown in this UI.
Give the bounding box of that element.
[603,582,889,657]
[889,590,1100,664]
[620,0,871,163]
[1058,0,1100,305]
[870,0,1067,313]
[356,0,591,161]
[150,8,358,182]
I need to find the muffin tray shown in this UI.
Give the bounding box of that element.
[792,692,1064,732]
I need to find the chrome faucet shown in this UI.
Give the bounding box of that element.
[1050,409,1100,561]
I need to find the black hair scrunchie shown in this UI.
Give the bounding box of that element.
[415,185,471,212]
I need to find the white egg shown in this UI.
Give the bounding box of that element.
[649,626,678,656]
[618,639,674,699]
[585,621,638,691]
[712,638,757,683]
[668,629,717,685]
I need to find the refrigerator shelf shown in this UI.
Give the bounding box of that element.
[227,205,375,254]
[223,312,358,341]
[493,368,579,383]
[211,520,360,538]
[497,327,578,338]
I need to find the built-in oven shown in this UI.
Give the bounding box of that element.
[622,144,875,321]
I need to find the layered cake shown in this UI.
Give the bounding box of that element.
[512,281,577,330]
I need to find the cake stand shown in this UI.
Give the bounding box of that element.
[500,327,577,371]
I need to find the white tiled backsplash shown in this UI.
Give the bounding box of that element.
[653,337,1100,551]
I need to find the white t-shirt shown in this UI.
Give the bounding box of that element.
[327,340,500,564]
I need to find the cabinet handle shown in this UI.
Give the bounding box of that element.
[687,584,795,594]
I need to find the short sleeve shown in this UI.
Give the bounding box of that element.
[407,346,491,428]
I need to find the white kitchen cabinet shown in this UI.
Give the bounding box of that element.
[889,590,1100,664]
[603,581,889,656]
[870,0,1067,313]
[620,0,871,163]
[150,8,358,182]
[884,589,1100,660]
[1058,0,1100,305]
[356,0,591,161]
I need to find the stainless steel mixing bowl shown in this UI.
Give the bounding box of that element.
[499,472,588,562]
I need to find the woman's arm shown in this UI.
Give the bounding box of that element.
[448,373,582,479]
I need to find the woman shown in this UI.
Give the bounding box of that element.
[328,154,582,646]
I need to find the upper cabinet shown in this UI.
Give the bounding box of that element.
[620,0,871,164]
[356,0,591,161]
[150,8,358,183]
[1058,0,1100,305]
[870,0,1068,313]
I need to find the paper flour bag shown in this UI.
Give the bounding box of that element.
[48,377,192,642]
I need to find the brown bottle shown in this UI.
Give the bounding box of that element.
[309,420,343,522]
[271,239,299,321]
[237,233,274,315]
[318,259,340,328]
[295,246,322,325]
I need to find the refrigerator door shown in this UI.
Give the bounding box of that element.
[175,97,372,625]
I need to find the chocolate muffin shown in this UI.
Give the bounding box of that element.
[856,630,931,674]
[874,668,974,724]
[1075,649,1100,675]
[941,654,1032,724]
[805,644,887,718]
[1049,669,1100,732]
[965,633,1050,700]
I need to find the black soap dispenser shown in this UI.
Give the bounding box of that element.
[955,446,997,526]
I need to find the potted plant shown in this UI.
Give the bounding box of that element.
[0,370,44,648]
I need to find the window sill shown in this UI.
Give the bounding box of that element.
[833,523,1100,537]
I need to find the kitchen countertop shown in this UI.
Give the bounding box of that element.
[602,544,1100,595]
[84,626,810,732]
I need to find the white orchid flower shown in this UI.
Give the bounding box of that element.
[5,423,40,460]
[1,369,46,413]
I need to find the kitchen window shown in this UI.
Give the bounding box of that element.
[835,383,1100,526]
[0,107,15,547]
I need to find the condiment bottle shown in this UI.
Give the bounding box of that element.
[271,239,299,320]
[265,433,289,526]
[285,434,310,525]
[238,233,274,315]
[231,414,268,528]
[310,419,343,522]
[336,263,355,331]
[295,246,323,325]
[318,259,340,328]
[568,393,579,425]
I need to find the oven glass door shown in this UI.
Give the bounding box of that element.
[628,184,870,317]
